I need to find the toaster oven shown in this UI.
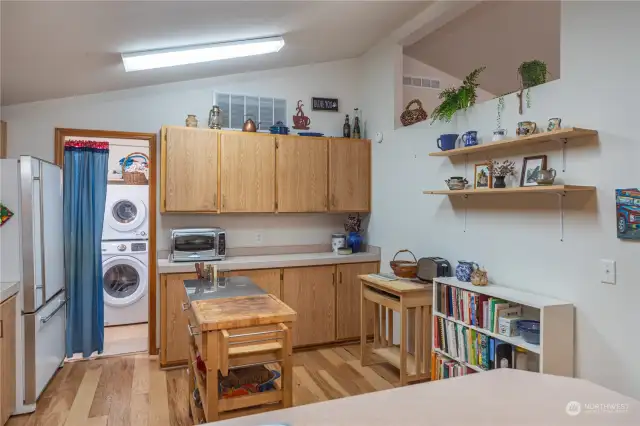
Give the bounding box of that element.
[170,228,226,262]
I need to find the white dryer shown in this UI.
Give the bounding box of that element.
[103,184,149,240]
[102,240,148,326]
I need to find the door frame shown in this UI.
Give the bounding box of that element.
[54,128,158,355]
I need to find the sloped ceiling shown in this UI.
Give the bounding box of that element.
[404,1,560,96]
[0,0,429,105]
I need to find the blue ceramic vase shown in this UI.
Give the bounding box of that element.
[347,232,363,253]
[455,261,479,282]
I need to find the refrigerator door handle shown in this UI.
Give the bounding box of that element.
[40,298,68,324]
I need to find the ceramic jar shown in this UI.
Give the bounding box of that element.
[455,261,479,282]
[462,131,478,147]
[186,114,198,128]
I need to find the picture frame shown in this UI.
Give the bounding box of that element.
[474,162,492,189]
[520,155,547,187]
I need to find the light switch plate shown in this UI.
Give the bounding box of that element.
[600,259,616,284]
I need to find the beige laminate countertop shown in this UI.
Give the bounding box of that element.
[208,369,640,426]
[0,281,19,303]
[157,250,381,274]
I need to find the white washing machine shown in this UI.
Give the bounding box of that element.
[102,240,148,326]
[103,184,149,240]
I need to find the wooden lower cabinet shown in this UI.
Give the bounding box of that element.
[226,269,281,299]
[0,295,17,425]
[160,273,196,367]
[336,262,380,340]
[282,265,336,347]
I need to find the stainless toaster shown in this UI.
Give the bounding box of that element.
[417,257,452,282]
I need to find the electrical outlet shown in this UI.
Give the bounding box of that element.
[600,259,616,285]
[255,233,262,244]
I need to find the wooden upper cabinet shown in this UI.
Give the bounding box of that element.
[329,138,371,212]
[276,136,328,212]
[162,126,218,212]
[220,133,276,213]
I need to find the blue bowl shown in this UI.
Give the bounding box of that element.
[517,320,541,345]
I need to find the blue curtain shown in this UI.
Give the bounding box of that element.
[63,140,109,358]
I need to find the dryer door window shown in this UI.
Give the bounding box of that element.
[106,198,147,232]
[112,200,138,224]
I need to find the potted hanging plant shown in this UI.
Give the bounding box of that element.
[518,60,550,108]
[431,66,486,123]
[488,160,517,188]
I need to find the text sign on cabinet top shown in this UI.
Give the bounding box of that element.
[311,97,339,112]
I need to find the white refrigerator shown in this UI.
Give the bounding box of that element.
[0,156,66,414]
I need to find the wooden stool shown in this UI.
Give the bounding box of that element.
[359,274,433,386]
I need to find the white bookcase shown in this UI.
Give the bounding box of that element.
[432,277,574,377]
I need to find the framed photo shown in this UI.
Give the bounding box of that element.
[474,162,492,189]
[520,155,547,187]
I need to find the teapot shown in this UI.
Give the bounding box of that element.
[536,168,557,185]
[242,116,257,132]
[445,177,468,191]
[456,261,478,282]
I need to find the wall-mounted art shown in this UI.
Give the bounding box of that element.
[616,189,640,240]
[312,97,339,112]
[0,202,14,226]
[292,100,311,130]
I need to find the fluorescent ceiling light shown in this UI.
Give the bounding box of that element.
[122,36,285,72]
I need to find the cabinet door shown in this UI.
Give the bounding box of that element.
[329,138,371,212]
[282,266,335,347]
[162,127,218,212]
[276,136,328,212]
[336,262,379,340]
[160,273,196,366]
[227,269,281,299]
[0,295,16,425]
[220,132,276,212]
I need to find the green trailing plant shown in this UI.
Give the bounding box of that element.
[496,96,505,129]
[431,66,486,123]
[518,60,550,108]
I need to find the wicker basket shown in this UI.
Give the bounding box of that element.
[390,249,418,278]
[400,99,428,126]
[122,152,149,185]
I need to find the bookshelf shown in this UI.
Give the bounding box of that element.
[423,185,595,196]
[432,277,574,379]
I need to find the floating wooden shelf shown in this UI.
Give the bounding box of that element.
[423,185,595,196]
[428,127,598,157]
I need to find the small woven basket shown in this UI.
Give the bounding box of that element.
[390,249,418,278]
[122,152,149,185]
[400,99,428,126]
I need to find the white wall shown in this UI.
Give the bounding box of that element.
[402,55,494,121]
[362,1,640,398]
[2,59,361,249]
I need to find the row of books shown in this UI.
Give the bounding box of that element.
[438,284,522,333]
[433,316,517,370]
[431,352,477,380]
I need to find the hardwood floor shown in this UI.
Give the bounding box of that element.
[7,345,402,426]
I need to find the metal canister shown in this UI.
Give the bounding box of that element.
[331,233,346,254]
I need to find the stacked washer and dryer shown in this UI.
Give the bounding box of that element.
[101,185,149,326]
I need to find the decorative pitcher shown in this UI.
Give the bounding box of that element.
[456,261,479,282]
[462,131,478,147]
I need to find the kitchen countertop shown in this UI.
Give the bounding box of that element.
[158,250,381,274]
[0,281,19,303]
[208,369,640,426]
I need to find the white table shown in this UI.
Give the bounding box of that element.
[208,369,639,426]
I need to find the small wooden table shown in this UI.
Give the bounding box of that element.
[185,292,297,423]
[359,274,433,385]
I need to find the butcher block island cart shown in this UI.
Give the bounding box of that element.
[182,277,297,423]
